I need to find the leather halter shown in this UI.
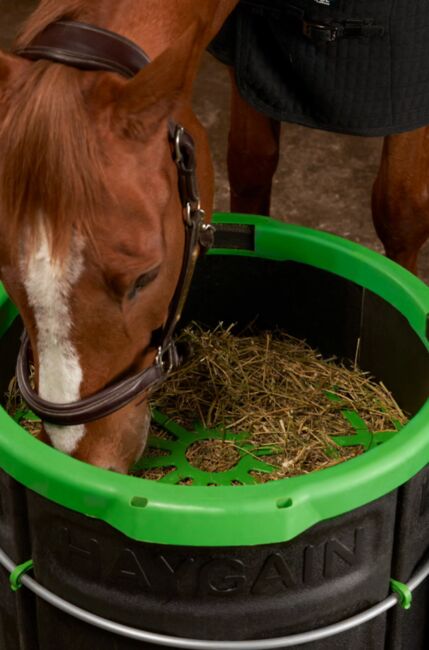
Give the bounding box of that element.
[15,20,214,426]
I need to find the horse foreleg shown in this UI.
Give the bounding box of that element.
[372,129,429,275]
[228,69,281,215]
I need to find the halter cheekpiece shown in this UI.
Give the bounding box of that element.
[15,20,214,426]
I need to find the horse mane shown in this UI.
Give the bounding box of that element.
[0,2,107,259]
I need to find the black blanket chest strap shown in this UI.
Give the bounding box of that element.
[303,19,385,44]
[240,1,385,45]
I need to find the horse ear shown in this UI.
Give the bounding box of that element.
[0,52,28,87]
[113,20,203,139]
[0,52,14,83]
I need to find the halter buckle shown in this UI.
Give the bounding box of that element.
[184,202,205,227]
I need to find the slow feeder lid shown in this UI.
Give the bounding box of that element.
[0,213,428,547]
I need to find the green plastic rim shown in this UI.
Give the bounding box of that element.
[0,213,428,547]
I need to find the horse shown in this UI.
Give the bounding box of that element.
[0,0,240,473]
[222,5,429,277]
[0,0,426,476]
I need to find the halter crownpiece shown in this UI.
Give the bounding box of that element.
[14,20,152,76]
[15,20,215,426]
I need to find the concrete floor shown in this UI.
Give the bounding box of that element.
[2,0,428,281]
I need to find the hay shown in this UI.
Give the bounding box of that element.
[144,322,407,481]
[5,374,43,439]
[5,322,408,484]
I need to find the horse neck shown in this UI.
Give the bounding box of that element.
[77,1,199,58]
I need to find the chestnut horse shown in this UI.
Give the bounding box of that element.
[0,0,425,475]
[228,79,429,276]
[0,0,239,472]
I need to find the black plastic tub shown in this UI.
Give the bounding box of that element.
[1,213,429,650]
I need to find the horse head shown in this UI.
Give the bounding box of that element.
[0,20,214,473]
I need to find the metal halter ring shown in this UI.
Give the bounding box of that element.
[155,341,180,375]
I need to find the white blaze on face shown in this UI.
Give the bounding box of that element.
[20,222,86,454]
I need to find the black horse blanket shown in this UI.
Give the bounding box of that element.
[209,0,429,136]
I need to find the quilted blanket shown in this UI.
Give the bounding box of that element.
[209,0,429,136]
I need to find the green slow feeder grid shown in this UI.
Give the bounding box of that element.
[133,410,278,486]
[133,391,402,486]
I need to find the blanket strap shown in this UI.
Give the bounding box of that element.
[303,19,385,44]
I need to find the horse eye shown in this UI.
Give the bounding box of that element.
[128,267,160,300]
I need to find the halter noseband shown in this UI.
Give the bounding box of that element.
[14,20,214,426]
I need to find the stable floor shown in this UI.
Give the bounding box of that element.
[2,0,428,282]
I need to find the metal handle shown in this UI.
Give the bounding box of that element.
[1,545,429,649]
